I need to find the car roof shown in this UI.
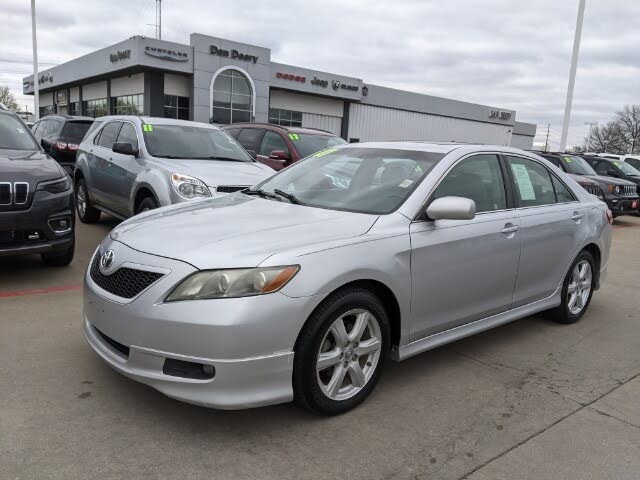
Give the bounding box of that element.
[340,142,537,156]
[222,122,336,136]
[89,116,223,129]
[38,114,93,122]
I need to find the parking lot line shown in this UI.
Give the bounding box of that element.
[0,284,82,299]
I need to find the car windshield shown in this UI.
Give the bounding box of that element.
[0,114,39,150]
[291,133,347,158]
[252,147,444,214]
[613,160,640,176]
[565,156,598,175]
[143,124,253,161]
[61,121,92,142]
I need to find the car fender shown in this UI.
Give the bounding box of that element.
[128,170,170,214]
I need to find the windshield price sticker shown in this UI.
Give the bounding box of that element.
[313,148,337,158]
[511,163,536,201]
[142,124,154,132]
[288,133,299,140]
[563,156,572,163]
[613,161,621,167]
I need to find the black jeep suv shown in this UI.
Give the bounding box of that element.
[0,106,75,265]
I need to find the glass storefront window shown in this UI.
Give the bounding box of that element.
[68,102,81,116]
[111,94,144,116]
[269,108,303,127]
[83,98,109,118]
[39,105,55,117]
[164,94,190,120]
[210,69,252,124]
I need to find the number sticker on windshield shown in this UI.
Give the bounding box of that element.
[563,156,572,163]
[288,133,299,140]
[142,124,154,132]
[613,161,621,167]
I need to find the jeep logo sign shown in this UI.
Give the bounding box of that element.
[209,45,258,64]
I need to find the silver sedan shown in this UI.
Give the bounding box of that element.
[83,142,612,415]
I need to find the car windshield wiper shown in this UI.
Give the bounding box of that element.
[192,156,248,162]
[242,188,279,200]
[273,189,304,205]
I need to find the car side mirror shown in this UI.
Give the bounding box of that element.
[269,150,289,161]
[112,142,138,157]
[427,196,476,221]
[40,138,51,150]
[246,149,257,159]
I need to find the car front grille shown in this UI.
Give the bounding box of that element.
[95,327,130,357]
[216,185,249,193]
[90,254,164,299]
[0,182,30,208]
[0,183,10,205]
[14,183,28,204]
[621,185,638,197]
[583,184,602,197]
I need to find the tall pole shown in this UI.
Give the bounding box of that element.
[545,123,550,151]
[584,121,597,151]
[156,0,162,40]
[31,0,39,121]
[559,0,586,152]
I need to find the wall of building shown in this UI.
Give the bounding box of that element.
[111,73,144,97]
[347,103,514,145]
[164,73,190,97]
[82,81,107,101]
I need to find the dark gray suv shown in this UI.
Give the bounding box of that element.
[74,116,274,222]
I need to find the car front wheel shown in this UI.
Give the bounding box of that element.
[293,287,390,415]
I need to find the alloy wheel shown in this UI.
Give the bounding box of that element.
[77,185,86,217]
[567,260,592,315]
[316,309,382,401]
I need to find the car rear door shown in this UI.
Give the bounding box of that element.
[505,155,588,308]
[91,121,123,211]
[409,153,521,339]
[107,121,141,215]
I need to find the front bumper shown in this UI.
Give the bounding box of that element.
[0,189,74,256]
[83,242,317,409]
[606,196,639,215]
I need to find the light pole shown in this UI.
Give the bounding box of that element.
[584,121,597,151]
[31,0,39,121]
[559,0,586,152]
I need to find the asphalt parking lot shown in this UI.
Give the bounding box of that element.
[1,215,639,480]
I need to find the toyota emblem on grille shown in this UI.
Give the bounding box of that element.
[100,250,115,269]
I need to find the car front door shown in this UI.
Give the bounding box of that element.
[409,153,521,339]
[235,128,264,160]
[107,121,141,215]
[257,131,292,170]
[91,121,123,211]
[506,155,588,308]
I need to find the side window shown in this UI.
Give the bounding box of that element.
[235,128,264,152]
[116,123,138,150]
[432,154,507,213]
[43,120,61,139]
[32,121,43,137]
[97,122,122,150]
[224,128,241,138]
[507,156,557,207]
[259,131,289,156]
[551,175,576,203]
[542,155,562,169]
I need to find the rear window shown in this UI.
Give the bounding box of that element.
[61,121,92,142]
[291,134,347,158]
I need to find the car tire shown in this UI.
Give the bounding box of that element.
[76,178,100,223]
[136,196,158,214]
[293,287,390,416]
[548,250,596,324]
[41,240,75,267]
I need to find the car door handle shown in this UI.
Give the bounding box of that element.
[501,224,520,234]
[571,212,584,222]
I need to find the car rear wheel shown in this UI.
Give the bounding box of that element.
[76,178,100,223]
[293,287,390,415]
[136,196,158,214]
[41,239,75,267]
[548,250,595,324]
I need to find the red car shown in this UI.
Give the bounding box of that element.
[222,123,347,170]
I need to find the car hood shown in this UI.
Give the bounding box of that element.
[110,194,378,268]
[568,173,598,186]
[152,158,274,188]
[0,149,64,183]
[585,174,636,186]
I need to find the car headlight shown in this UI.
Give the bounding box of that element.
[166,266,300,301]
[171,173,211,199]
[36,176,71,194]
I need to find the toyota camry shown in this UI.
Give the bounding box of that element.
[83,142,612,415]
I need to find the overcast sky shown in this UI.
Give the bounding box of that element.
[2,0,639,148]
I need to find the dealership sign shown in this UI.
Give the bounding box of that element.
[23,72,54,89]
[110,49,131,62]
[276,72,306,83]
[489,110,512,121]
[210,45,258,64]
[145,46,189,62]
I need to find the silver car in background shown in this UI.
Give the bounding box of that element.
[74,117,274,222]
[83,142,612,415]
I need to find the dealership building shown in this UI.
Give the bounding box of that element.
[23,34,536,148]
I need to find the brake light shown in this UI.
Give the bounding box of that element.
[606,209,613,225]
[67,143,79,151]
[52,141,68,151]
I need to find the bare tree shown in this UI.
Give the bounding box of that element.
[616,104,640,153]
[587,121,626,154]
[0,85,19,111]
